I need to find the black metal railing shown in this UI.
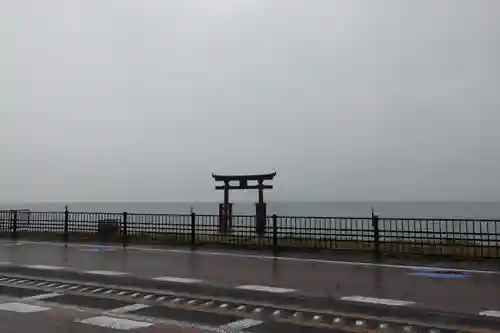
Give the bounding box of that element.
[0,209,499,259]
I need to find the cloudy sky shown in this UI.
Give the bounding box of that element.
[1,0,499,202]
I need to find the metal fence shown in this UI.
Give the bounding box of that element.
[1,209,499,259]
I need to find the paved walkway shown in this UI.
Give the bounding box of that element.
[1,240,500,316]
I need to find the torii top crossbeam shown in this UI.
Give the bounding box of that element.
[211,172,276,182]
[212,171,276,204]
[212,172,276,191]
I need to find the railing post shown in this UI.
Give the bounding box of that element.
[272,214,278,253]
[64,206,69,244]
[190,212,196,248]
[372,212,381,260]
[122,212,128,247]
[11,210,17,241]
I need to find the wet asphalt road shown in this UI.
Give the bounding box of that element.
[0,292,346,333]
[1,240,500,315]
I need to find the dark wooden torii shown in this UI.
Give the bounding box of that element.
[212,172,276,235]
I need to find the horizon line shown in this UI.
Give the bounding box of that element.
[1,200,500,204]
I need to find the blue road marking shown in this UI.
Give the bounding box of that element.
[83,246,117,252]
[409,271,469,279]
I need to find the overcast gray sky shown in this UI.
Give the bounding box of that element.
[1,0,499,202]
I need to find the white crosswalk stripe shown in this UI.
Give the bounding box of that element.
[479,310,500,317]
[107,304,150,314]
[26,265,65,270]
[75,315,153,330]
[236,285,296,293]
[21,292,61,301]
[84,270,128,276]
[152,276,203,283]
[0,302,50,313]
[220,319,263,330]
[340,296,415,306]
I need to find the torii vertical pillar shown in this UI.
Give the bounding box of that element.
[218,180,232,233]
[255,180,266,236]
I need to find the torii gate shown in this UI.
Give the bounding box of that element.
[212,172,276,236]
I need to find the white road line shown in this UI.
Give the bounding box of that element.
[0,261,11,265]
[152,277,203,283]
[75,315,153,330]
[124,246,500,275]
[2,242,24,246]
[220,319,264,330]
[237,285,296,293]
[22,292,62,301]
[0,302,50,313]
[15,240,500,275]
[84,270,127,276]
[479,310,500,317]
[26,265,65,270]
[107,304,150,314]
[341,296,415,306]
